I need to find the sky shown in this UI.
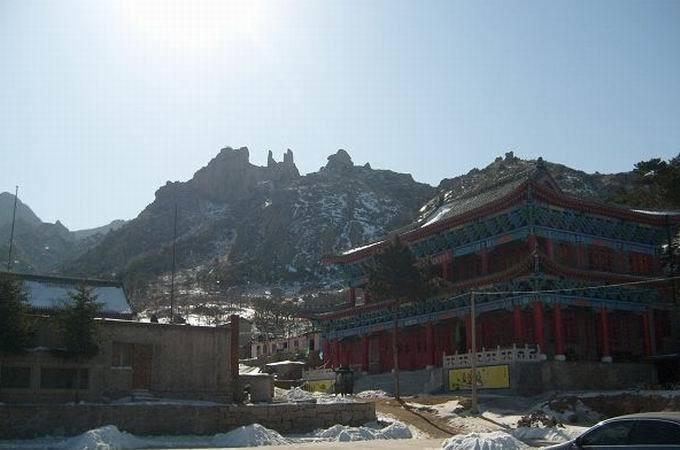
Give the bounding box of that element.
[1,0,679,230]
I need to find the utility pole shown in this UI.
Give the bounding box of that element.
[170,203,178,323]
[6,185,18,271]
[470,291,479,414]
[392,305,401,400]
[666,215,677,306]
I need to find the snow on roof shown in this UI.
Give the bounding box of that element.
[7,272,132,316]
[631,209,680,216]
[265,360,306,366]
[340,239,384,255]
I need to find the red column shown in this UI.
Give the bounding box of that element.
[642,313,651,357]
[333,340,341,367]
[426,322,435,367]
[323,339,331,366]
[553,304,565,360]
[527,234,538,251]
[480,248,489,274]
[546,239,554,260]
[465,315,473,352]
[532,301,545,352]
[441,261,451,281]
[513,305,524,344]
[600,307,612,362]
[362,335,369,372]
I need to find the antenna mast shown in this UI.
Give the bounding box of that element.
[6,185,19,271]
[170,203,178,322]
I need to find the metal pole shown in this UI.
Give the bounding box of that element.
[170,203,177,322]
[6,185,18,271]
[666,215,677,306]
[470,291,479,414]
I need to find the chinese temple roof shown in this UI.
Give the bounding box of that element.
[326,163,680,264]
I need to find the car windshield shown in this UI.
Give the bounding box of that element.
[580,421,635,446]
[629,419,680,445]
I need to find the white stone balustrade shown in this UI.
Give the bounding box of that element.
[442,344,546,369]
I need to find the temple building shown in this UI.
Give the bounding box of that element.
[315,164,680,374]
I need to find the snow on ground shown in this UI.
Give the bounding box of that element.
[0,420,414,450]
[311,421,412,442]
[406,400,497,434]
[354,390,391,400]
[274,387,354,404]
[441,431,527,450]
[61,426,146,450]
[541,398,604,424]
[213,424,289,447]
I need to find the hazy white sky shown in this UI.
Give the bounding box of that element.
[2,0,679,229]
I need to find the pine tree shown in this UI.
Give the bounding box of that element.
[59,284,102,359]
[0,273,32,354]
[57,284,102,402]
[366,237,436,399]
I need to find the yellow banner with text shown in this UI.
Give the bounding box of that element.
[448,365,510,390]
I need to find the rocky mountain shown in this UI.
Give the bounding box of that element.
[62,147,435,303]
[8,147,677,309]
[0,193,124,273]
[0,191,42,229]
[436,151,636,204]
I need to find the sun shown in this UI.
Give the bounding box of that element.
[114,0,265,52]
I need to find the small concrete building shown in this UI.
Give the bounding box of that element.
[0,273,237,403]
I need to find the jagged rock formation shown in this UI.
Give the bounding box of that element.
[61,147,434,303]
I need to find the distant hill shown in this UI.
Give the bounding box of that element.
[0,191,42,228]
[0,193,125,273]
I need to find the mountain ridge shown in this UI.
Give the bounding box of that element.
[4,147,677,309]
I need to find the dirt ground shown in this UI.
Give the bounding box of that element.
[373,395,468,439]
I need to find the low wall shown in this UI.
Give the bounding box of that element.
[0,402,376,439]
[441,361,657,396]
[512,361,658,396]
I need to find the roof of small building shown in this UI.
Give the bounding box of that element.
[3,272,133,317]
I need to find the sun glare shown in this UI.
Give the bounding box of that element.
[115,0,265,52]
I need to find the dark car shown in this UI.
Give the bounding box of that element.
[544,412,680,449]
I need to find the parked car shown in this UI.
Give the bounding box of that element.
[544,412,680,449]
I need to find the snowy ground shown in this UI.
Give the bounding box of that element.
[0,418,413,450]
[404,394,589,448]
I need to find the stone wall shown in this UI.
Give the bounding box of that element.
[512,361,658,395]
[0,318,233,403]
[0,402,376,439]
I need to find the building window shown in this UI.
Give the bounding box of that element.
[0,366,31,389]
[111,342,133,368]
[40,368,89,390]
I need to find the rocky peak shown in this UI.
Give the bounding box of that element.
[283,149,295,166]
[324,149,354,172]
